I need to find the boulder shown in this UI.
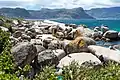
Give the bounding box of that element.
[103,30,118,39]
[118,32,120,38]
[64,37,96,54]
[35,45,45,53]
[17,27,26,32]
[36,34,57,48]
[26,31,36,39]
[30,39,43,45]
[69,24,77,28]
[57,53,101,68]
[13,31,22,38]
[10,36,19,46]
[49,26,57,34]
[11,42,37,67]
[92,31,102,39]
[88,45,120,63]
[94,27,101,32]
[113,45,120,50]
[56,32,64,39]
[0,26,9,32]
[13,20,19,25]
[83,28,93,37]
[35,50,59,69]
[34,29,43,34]
[73,27,84,38]
[101,26,109,33]
[52,49,66,61]
[48,40,63,49]
[21,34,31,41]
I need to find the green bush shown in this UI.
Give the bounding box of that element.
[0,29,19,80]
[34,61,120,80]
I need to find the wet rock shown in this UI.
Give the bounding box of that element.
[11,42,37,67]
[57,53,101,68]
[103,30,118,39]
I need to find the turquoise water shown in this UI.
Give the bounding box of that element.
[52,19,120,46]
[52,19,120,31]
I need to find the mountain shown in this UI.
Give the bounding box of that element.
[29,7,94,19]
[0,7,94,19]
[86,7,120,19]
[0,8,31,18]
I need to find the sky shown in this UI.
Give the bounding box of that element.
[0,0,120,10]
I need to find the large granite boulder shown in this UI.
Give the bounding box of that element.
[103,30,118,39]
[88,45,120,63]
[11,42,37,67]
[64,37,96,54]
[57,53,101,68]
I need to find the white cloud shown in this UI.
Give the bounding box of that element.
[0,0,120,10]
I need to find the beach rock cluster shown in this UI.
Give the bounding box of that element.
[92,26,120,41]
[1,19,120,78]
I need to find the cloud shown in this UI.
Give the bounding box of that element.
[0,0,120,10]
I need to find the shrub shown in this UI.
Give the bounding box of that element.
[34,61,120,80]
[0,29,19,79]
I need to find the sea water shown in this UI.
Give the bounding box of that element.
[52,19,120,46]
[52,19,120,31]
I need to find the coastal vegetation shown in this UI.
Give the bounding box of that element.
[1,16,120,80]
